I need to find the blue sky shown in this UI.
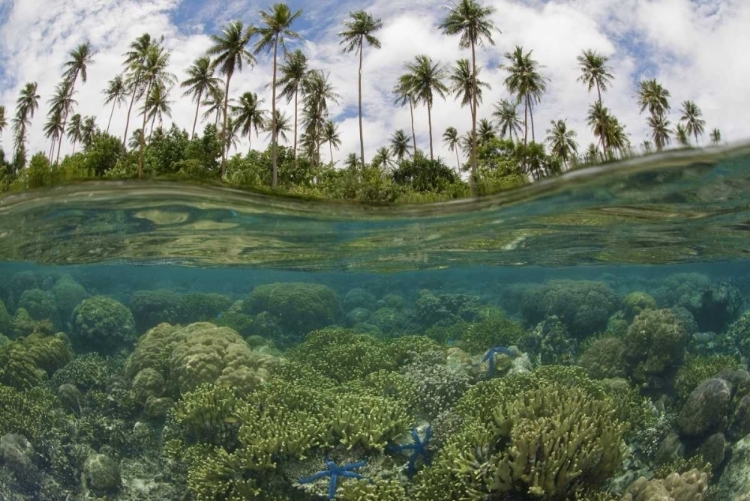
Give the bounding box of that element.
[0,0,744,165]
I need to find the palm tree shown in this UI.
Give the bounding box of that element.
[393,74,419,158]
[207,20,256,174]
[674,123,690,147]
[81,116,96,149]
[606,116,630,157]
[47,80,77,161]
[648,114,672,151]
[0,106,7,151]
[231,92,267,153]
[224,116,242,155]
[373,147,394,170]
[344,153,360,171]
[492,99,522,142]
[122,34,160,147]
[265,110,291,144]
[586,101,611,155]
[477,118,495,146]
[637,79,671,118]
[710,128,721,145]
[66,114,83,153]
[181,57,221,138]
[679,100,705,146]
[102,75,127,133]
[545,119,578,167]
[301,70,340,164]
[449,59,490,124]
[144,82,172,138]
[255,3,302,186]
[322,120,341,164]
[135,44,176,176]
[391,129,411,160]
[202,85,226,127]
[577,50,613,106]
[404,55,448,161]
[58,41,94,163]
[443,126,460,169]
[43,111,64,161]
[13,82,40,165]
[440,0,497,195]
[584,143,599,164]
[502,46,548,147]
[339,10,383,168]
[277,49,308,167]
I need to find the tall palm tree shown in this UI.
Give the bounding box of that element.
[231,92,267,153]
[502,46,548,147]
[0,106,6,142]
[181,57,221,138]
[586,101,611,155]
[443,126,460,169]
[710,128,721,145]
[202,85,226,127]
[577,50,613,106]
[477,118,495,146]
[122,34,160,147]
[344,153,360,171]
[81,116,96,149]
[66,114,83,154]
[277,49,308,167]
[255,3,302,186]
[637,79,671,118]
[144,82,172,138]
[339,10,383,168]
[58,41,94,163]
[648,114,672,151]
[224,116,242,155]
[43,111,64,161]
[680,100,705,146]
[448,59,490,125]
[13,82,40,165]
[440,0,497,195]
[373,147,394,170]
[492,99,522,142]
[265,109,291,144]
[301,70,340,164]
[322,120,341,164]
[545,119,578,167]
[404,55,448,161]
[102,75,127,134]
[674,124,690,147]
[393,75,419,158]
[135,44,176,176]
[606,115,630,157]
[207,20,256,174]
[391,129,411,160]
[48,80,77,161]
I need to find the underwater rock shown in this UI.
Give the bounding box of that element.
[0,434,38,489]
[677,378,732,437]
[728,395,750,441]
[707,435,750,501]
[83,453,121,493]
[620,469,708,501]
[508,351,533,375]
[655,431,685,466]
[699,432,727,471]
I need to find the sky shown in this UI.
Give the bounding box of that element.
[0,0,745,167]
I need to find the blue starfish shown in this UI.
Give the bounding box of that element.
[387,427,432,477]
[482,346,515,377]
[298,458,367,500]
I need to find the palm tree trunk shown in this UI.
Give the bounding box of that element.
[72,139,77,155]
[191,89,203,139]
[427,102,434,161]
[124,88,138,148]
[330,141,334,165]
[529,103,535,143]
[107,101,116,134]
[221,73,232,176]
[409,97,417,158]
[596,82,602,107]
[455,149,459,170]
[470,41,478,196]
[271,34,279,188]
[149,114,157,142]
[248,121,253,155]
[523,97,529,147]
[293,88,298,170]
[138,81,154,179]
[56,106,70,165]
[358,40,365,167]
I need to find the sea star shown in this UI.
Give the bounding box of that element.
[298,458,367,500]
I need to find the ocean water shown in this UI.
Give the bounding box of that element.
[1,144,750,500]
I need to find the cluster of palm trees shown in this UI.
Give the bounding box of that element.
[0,0,725,186]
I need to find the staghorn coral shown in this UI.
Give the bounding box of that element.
[716,311,750,359]
[324,393,411,451]
[520,315,577,366]
[71,295,136,355]
[403,352,472,419]
[129,289,182,332]
[337,478,407,501]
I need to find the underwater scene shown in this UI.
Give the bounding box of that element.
[2,146,750,501]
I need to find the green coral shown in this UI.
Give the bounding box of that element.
[17,288,60,329]
[717,311,750,358]
[385,335,442,366]
[343,288,377,312]
[12,307,54,338]
[624,309,687,385]
[337,479,407,501]
[623,292,657,321]
[324,393,411,450]
[0,332,72,390]
[179,292,233,323]
[368,307,410,336]
[51,275,88,322]
[174,383,239,446]
[71,295,136,354]
[415,291,482,327]
[674,355,741,403]
[243,282,341,336]
[460,308,526,354]
[6,271,39,310]
[0,384,65,441]
[129,289,182,332]
[403,353,472,419]
[0,299,12,336]
[49,353,116,392]
[579,337,628,380]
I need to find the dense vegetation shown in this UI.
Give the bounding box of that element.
[0,0,723,202]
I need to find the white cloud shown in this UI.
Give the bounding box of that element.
[0,0,743,166]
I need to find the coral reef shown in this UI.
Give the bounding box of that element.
[624,309,687,388]
[178,292,232,323]
[129,289,182,332]
[579,337,628,379]
[50,275,88,322]
[620,469,708,501]
[622,292,657,321]
[71,295,136,354]
[17,288,60,329]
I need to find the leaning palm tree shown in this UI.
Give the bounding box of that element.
[277,49,308,166]
[339,10,383,168]
[404,55,448,161]
[202,85,226,128]
[181,57,221,138]
[390,129,411,160]
[47,80,77,161]
[122,33,160,147]
[648,114,672,151]
[43,111,64,161]
[12,82,40,165]
[443,126,461,169]
[102,75,127,133]
[231,92,267,153]
[322,120,341,165]
[710,128,721,145]
[637,79,671,118]
[577,50,614,106]
[58,41,94,163]
[207,20,256,174]
[265,110,292,145]
[373,147,394,170]
[545,119,578,167]
[492,99,522,142]
[674,123,690,147]
[448,59,490,125]
[144,82,173,138]
[393,74,419,158]
[680,100,705,146]
[502,46,548,147]
[440,0,497,195]
[66,113,83,154]
[255,3,302,186]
